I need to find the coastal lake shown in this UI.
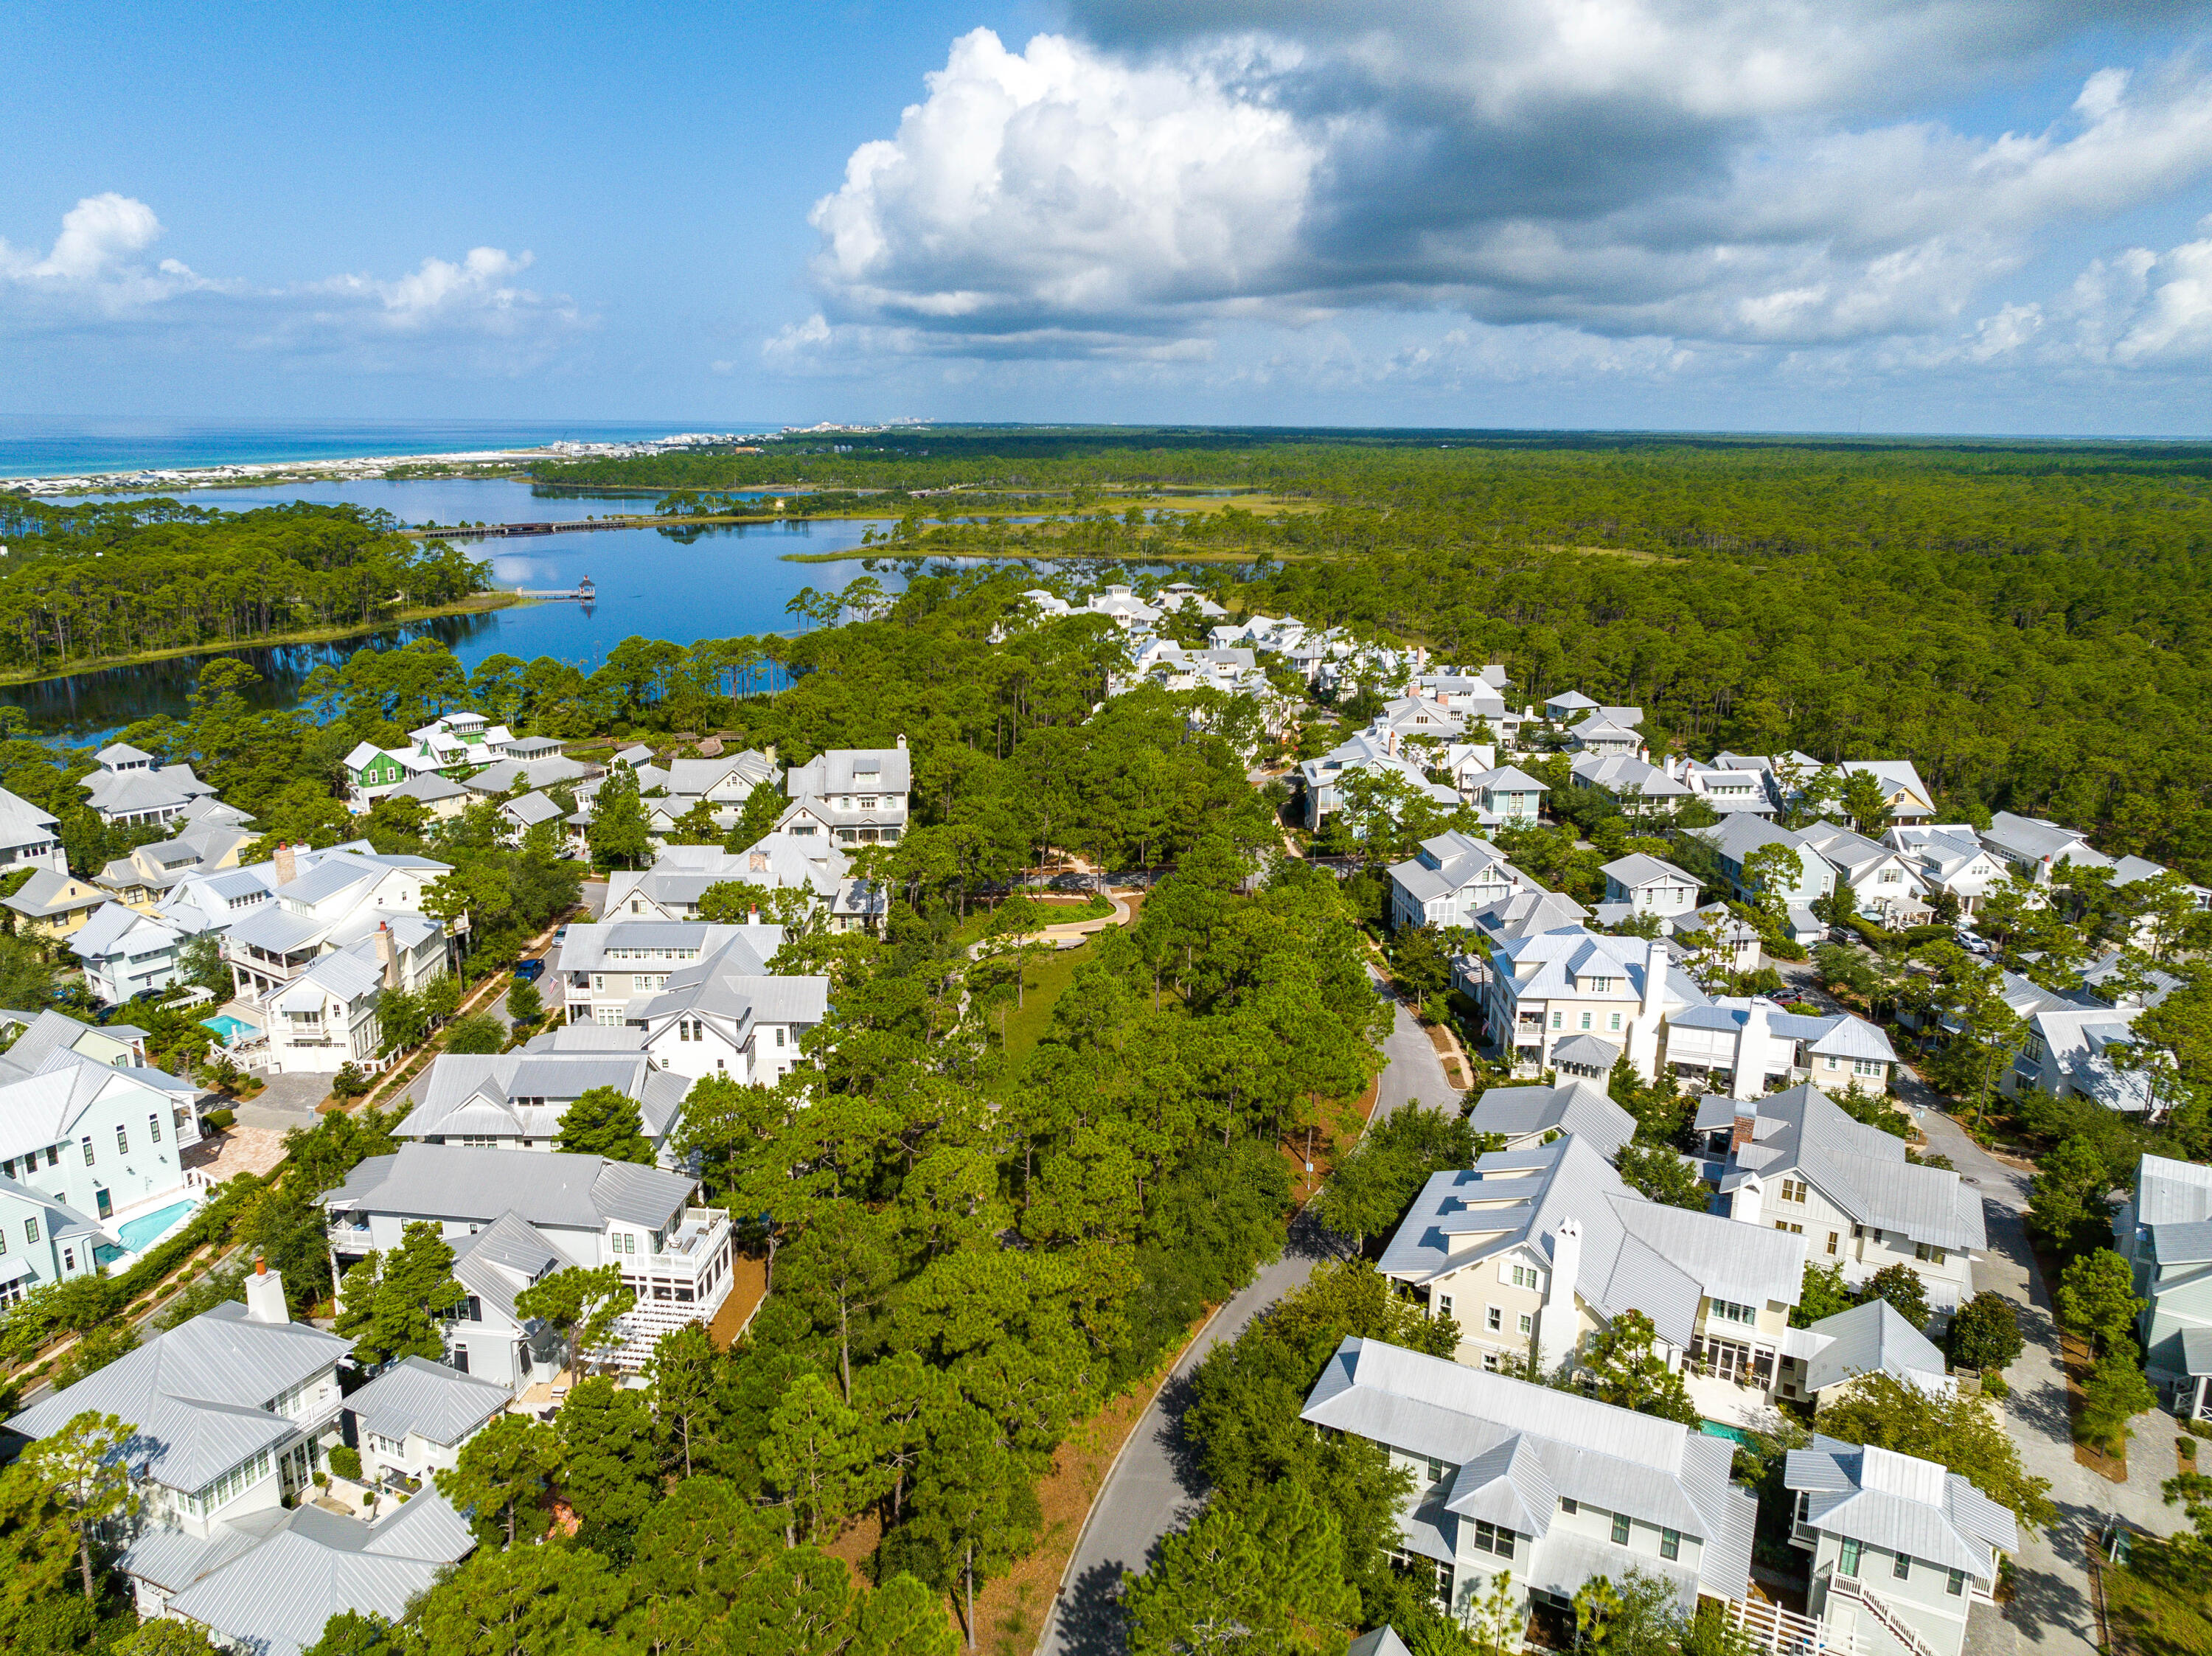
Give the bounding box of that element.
[13,479,902,740]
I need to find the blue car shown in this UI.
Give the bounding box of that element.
[512,958,546,983]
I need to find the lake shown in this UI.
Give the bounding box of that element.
[11,479,905,740]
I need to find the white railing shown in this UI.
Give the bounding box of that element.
[1827,1576,1942,1656]
[1727,1596,1868,1656]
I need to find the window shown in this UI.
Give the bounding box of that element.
[1580,1012,1592,1031]
[1915,1242,1948,1266]
[1551,1011,1562,1029]
[1840,1538,1863,1577]
[1436,1293,1453,1320]
[25,1218,38,1243]
[1560,1497,1577,1514]
[1609,1013,1621,1032]
[1511,1264,1540,1290]
[1660,1528,1680,1562]
[1779,1178,1807,1203]
[1892,1552,1911,1582]
[1775,1221,1803,1234]
[148,1113,161,1144]
[593,974,605,992]
[1425,1453,1446,1482]
[1709,1298,1757,1326]
[1827,1231,1840,1256]
[1947,1569,1966,1597]
[115,1125,128,1155]
[1472,1520,1515,1559]
[1854,1058,1883,1077]
[1517,1312,1533,1336]
[1486,1307,1503,1332]
[81,1137,94,1166]
[775,1027,786,1048]
[1611,1512,1631,1546]
[1586,976,1614,993]
[1481,1352,1499,1371]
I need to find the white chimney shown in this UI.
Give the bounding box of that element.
[1537,1220,1583,1373]
[245,1256,288,1324]
[1640,936,1669,1020]
[1734,1001,1772,1101]
[1733,1172,1764,1228]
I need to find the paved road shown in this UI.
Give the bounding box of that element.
[1905,1074,2182,1656]
[1039,970,1462,1656]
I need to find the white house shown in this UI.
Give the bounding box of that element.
[1387,832,1535,931]
[1463,1079,1637,1162]
[1699,1084,1983,1316]
[1301,1336,1756,1629]
[1468,930,1694,1081]
[1796,824,1933,925]
[69,902,188,1004]
[324,1144,737,1371]
[261,929,428,1075]
[1787,1437,2015,1656]
[1885,827,2008,915]
[1663,998,1900,1100]
[2114,1154,2212,1413]
[396,1049,693,1166]
[345,1355,513,1485]
[780,740,911,846]
[1599,853,1701,917]
[1688,816,1838,910]
[1570,754,1693,817]
[79,745,219,829]
[0,784,66,875]
[222,843,452,1006]
[2004,1003,2152,1115]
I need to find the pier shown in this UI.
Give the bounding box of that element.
[414,519,637,539]
[515,577,597,601]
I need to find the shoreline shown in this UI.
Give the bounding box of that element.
[0,591,527,689]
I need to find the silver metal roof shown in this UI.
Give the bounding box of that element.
[1784,1436,2015,1580]
[327,1143,697,1231]
[346,1355,511,1447]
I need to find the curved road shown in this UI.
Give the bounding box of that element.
[1040,970,1463,1656]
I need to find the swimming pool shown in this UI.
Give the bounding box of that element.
[114,1199,198,1253]
[201,1014,254,1045]
[1700,1420,1753,1446]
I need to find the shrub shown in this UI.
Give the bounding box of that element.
[1981,1370,2008,1400]
[203,1107,236,1132]
[329,1445,363,1481]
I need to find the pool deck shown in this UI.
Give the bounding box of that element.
[182,1124,288,1182]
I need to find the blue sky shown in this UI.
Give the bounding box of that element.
[5,1,2212,434]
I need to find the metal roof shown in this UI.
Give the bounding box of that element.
[327,1142,697,1231]
[1467,1079,1635,1161]
[346,1356,510,1447]
[1721,1084,1985,1251]
[2139,1153,2212,1227]
[1799,1298,1954,1396]
[1784,1437,2015,1581]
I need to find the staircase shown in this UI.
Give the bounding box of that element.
[1826,1576,1944,1656]
[1726,1594,1871,1656]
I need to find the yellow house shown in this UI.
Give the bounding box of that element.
[4,869,107,939]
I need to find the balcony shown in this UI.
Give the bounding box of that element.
[644,1208,731,1276]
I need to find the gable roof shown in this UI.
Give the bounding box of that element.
[346,1355,512,1447]
[1467,1079,1637,1161]
[1784,1436,2015,1582]
[325,1143,697,1231]
[1797,1298,1954,1396]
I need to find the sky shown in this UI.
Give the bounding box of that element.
[4,1,2212,435]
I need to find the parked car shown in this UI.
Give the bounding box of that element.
[512,957,545,983]
[1955,927,1993,956]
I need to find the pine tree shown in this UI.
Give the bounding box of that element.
[434,1414,560,1548]
[554,1085,654,1163]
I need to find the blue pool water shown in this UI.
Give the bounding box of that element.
[201,1015,254,1045]
[115,1199,198,1253]
[1700,1421,1753,1446]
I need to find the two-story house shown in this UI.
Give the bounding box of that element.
[1978,811,2107,887]
[78,744,219,829]
[91,805,258,913]
[552,919,781,1026]
[1885,826,2008,915]
[2,866,108,939]
[0,1172,110,1304]
[1688,815,1837,912]
[1565,709,1646,759]
[1837,761,1937,827]
[1377,1134,1806,1403]
[0,1012,204,1242]
[1387,832,1533,932]
[1459,765,1551,828]
[1786,1437,2016,1656]
[1795,824,1933,925]
[2003,1003,2152,1115]
[0,784,66,876]
[1664,998,1899,1099]
[262,928,426,1075]
[223,843,451,1004]
[69,902,188,1003]
[1473,930,1694,1080]
[1568,754,1693,817]
[1599,853,1702,918]
[2114,1154,2212,1413]
[1301,1336,1756,1630]
[1298,729,1463,832]
[324,1144,735,1371]
[779,740,911,846]
[396,1049,692,1166]
[8,1264,346,1535]
[1700,1084,1983,1318]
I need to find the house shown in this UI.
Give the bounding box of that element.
[1786,1437,2016,1656]
[500,790,566,843]
[2078,948,2183,1011]
[1698,1084,1983,1315]
[625,939,829,1087]
[1796,824,1933,925]
[2,866,108,938]
[1467,930,1694,1080]
[92,809,258,911]
[8,1265,347,1537]
[641,749,777,835]
[2115,1154,2212,1413]
[1978,812,2108,886]
[1781,1298,1956,1410]
[1542,691,1599,720]
[1300,1336,1756,1627]
[340,742,415,809]
[1464,1079,1636,1162]
[1837,761,1936,827]
[395,712,521,782]
[1688,815,1837,909]
[439,1211,571,1391]
[1565,710,1646,760]
[0,1012,204,1243]
[1377,1134,1805,1402]
[69,902,187,1003]
[603,838,886,933]
[262,930,418,1075]
[1298,730,1462,831]
[1664,904,1764,978]
[1599,853,1701,917]
[396,1050,693,1166]
[79,745,219,828]
[464,752,598,799]
[552,919,777,1025]
[0,784,65,875]
[0,1172,109,1303]
[1664,998,1900,1099]
[1886,827,2008,915]
[1569,754,1691,817]
[1459,765,1551,828]
[324,1144,736,1371]
[221,843,452,1005]
[345,1355,512,1484]
[1676,757,1778,819]
[1387,832,1534,931]
[123,1486,473,1656]
[780,740,911,845]
[2004,1003,2152,1115]
[384,772,473,821]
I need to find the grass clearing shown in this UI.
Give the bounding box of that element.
[2104,1538,2212,1656]
[984,937,1098,1083]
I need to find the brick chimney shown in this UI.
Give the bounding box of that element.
[749,852,769,872]
[245,1256,288,1324]
[274,842,297,886]
[1731,1111,1759,1152]
[375,921,399,989]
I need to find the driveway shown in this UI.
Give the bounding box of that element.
[1905,1073,2177,1656]
[1040,970,1462,1656]
[228,1071,332,1133]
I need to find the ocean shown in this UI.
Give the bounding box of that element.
[0,419,787,480]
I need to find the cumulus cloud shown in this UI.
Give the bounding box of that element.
[788,2,2212,380]
[1961,220,2212,368]
[0,195,583,366]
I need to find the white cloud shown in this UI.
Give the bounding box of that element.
[1962,223,2212,368]
[787,4,2212,385]
[0,195,583,368]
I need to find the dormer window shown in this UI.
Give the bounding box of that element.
[1583,975,1614,994]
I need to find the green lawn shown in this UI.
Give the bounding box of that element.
[2106,1539,2212,1656]
[984,939,1097,1088]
